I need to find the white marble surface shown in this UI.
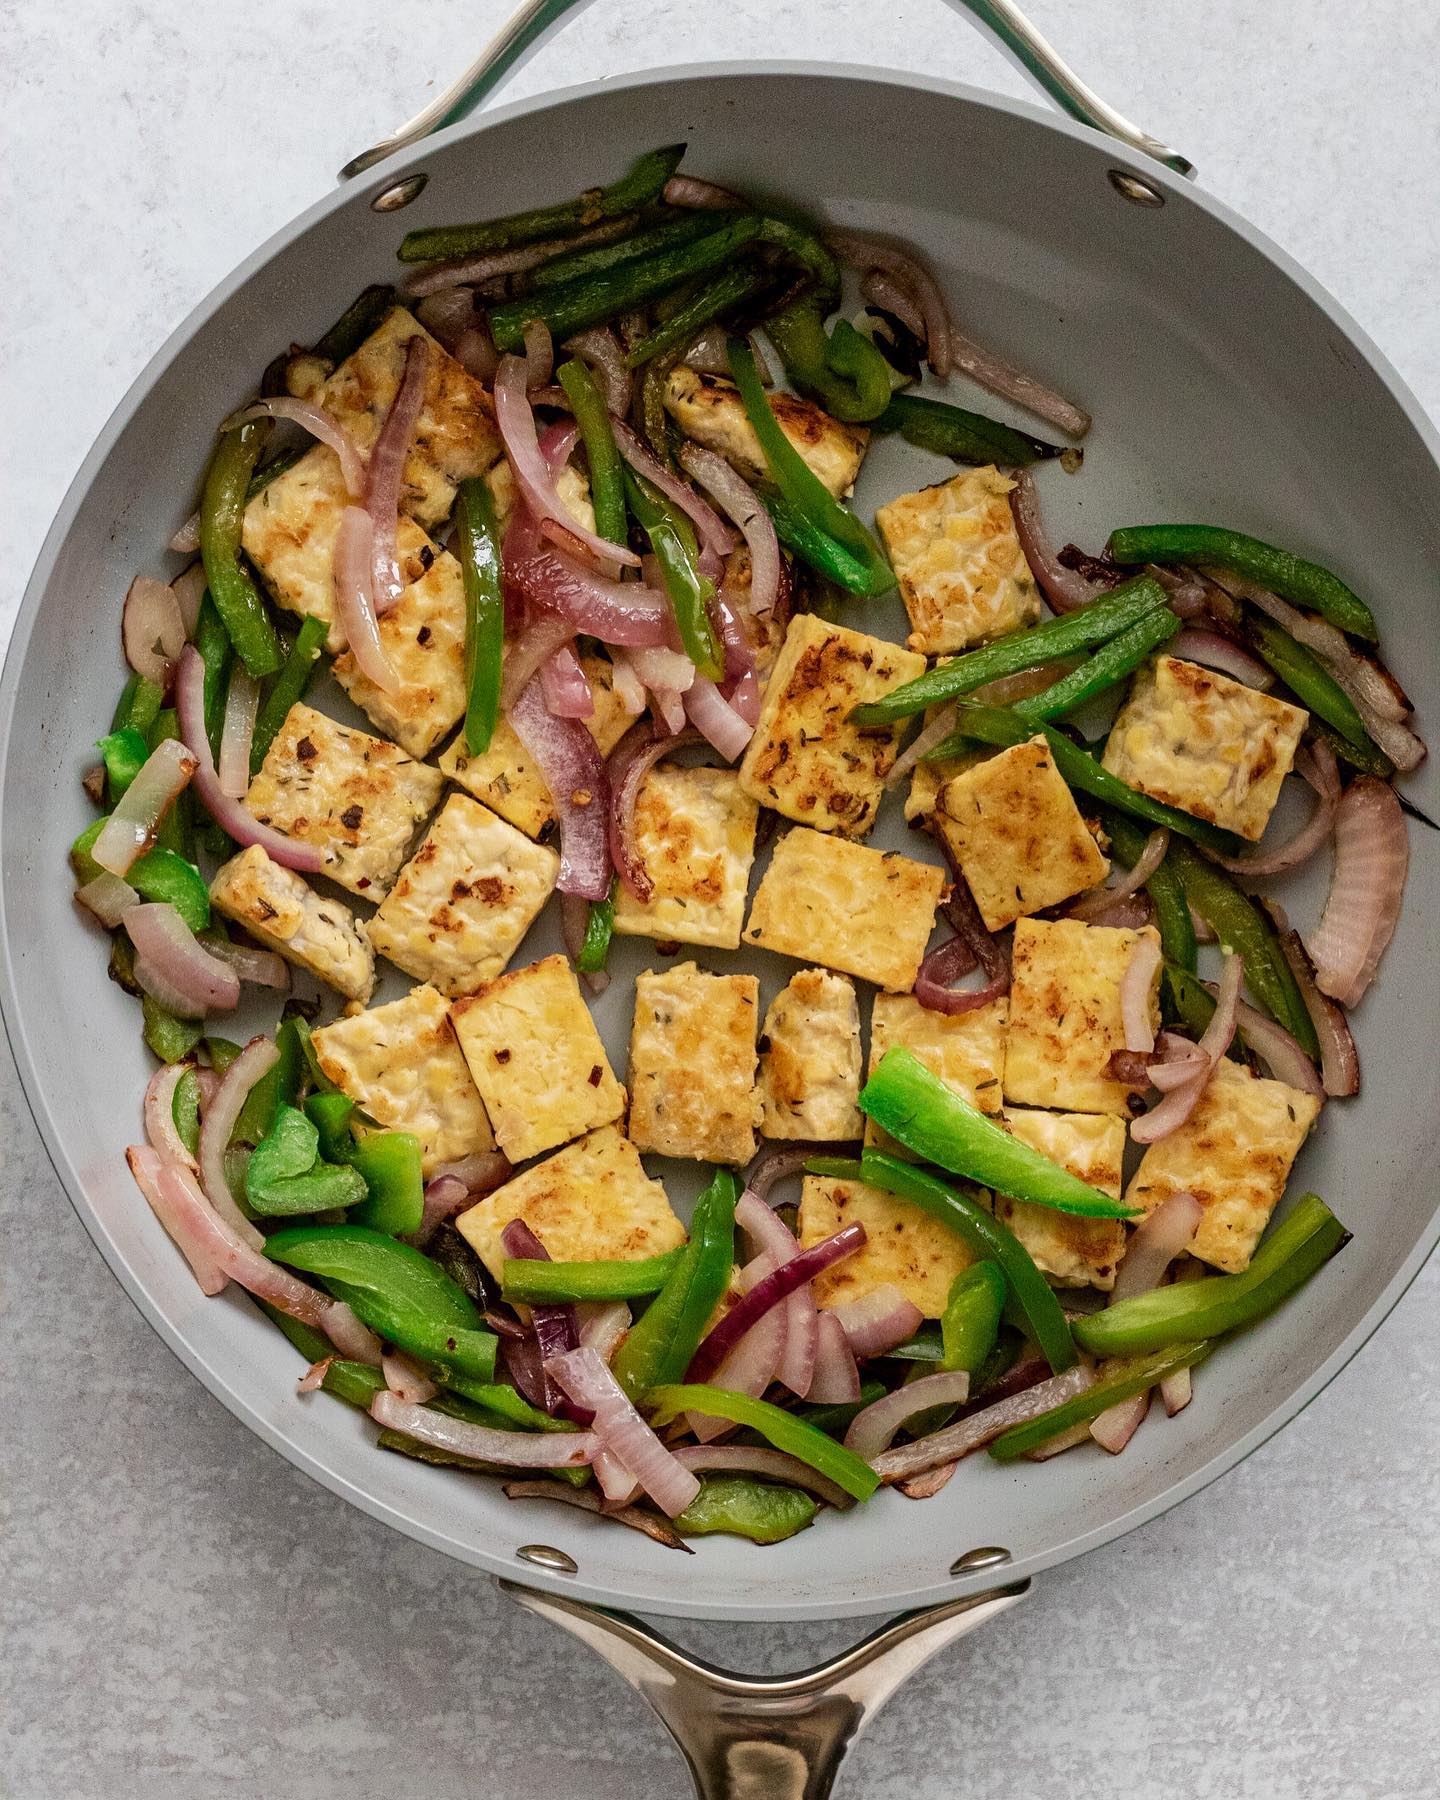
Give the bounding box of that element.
[3,3,1439,1796]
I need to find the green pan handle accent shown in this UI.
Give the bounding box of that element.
[339,0,1193,182]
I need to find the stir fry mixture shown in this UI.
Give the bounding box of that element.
[77,147,1422,1548]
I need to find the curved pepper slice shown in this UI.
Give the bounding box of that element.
[646,1385,880,1501]
[612,1169,737,1401]
[199,421,283,678]
[875,391,1060,467]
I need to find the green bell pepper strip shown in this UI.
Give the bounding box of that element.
[97,727,150,801]
[931,704,1241,854]
[728,336,894,598]
[232,1015,304,1148]
[305,1091,357,1162]
[292,1016,340,1095]
[244,1105,368,1217]
[193,596,234,767]
[310,284,398,363]
[251,614,327,773]
[673,1476,819,1543]
[144,712,197,860]
[791,1380,888,1440]
[1106,524,1377,642]
[1309,714,1394,781]
[111,671,164,738]
[453,477,506,756]
[1103,809,1197,973]
[245,444,307,502]
[941,1262,1006,1374]
[490,212,764,351]
[1163,837,1319,1058]
[1243,613,1372,749]
[1074,1194,1347,1358]
[648,1386,879,1501]
[398,144,685,264]
[265,1223,499,1382]
[142,997,203,1064]
[258,1302,389,1408]
[533,212,718,290]
[502,1247,685,1305]
[764,300,894,423]
[989,1342,1212,1461]
[172,1067,203,1160]
[842,1151,1078,1375]
[850,577,1169,725]
[557,359,628,546]
[861,1049,1140,1219]
[761,489,876,596]
[883,1324,944,1362]
[1162,961,1217,1040]
[347,1131,425,1237]
[625,263,768,370]
[1010,608,1181,725]
[612,1169,738,1401]
[623,468,723,679]
[71,825,210,934]
[875,391,1061,467]
[438,1375,576,1433]
[199,421,284,678]
[577,884,617,976]
[202,1035,242,1072]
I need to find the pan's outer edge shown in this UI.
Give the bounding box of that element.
[3,60,1437,1623]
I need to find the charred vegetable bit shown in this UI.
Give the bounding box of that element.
[556,359,627,545]
[850,576,1169,725]
[989,1342,1211,1461]
[876,391,1061,467]
[252,614,327,773]
[646,1386,881,1501]
[266,1224,499,1381]
[941,1262,1006,1374]
[1074,1194,1348,1358]
[623,467,723,678]
[397,144,686,264]
[673,1476,819,1543]
[199,420,284,678]
[502,1247,684,1305]
[861,1048,1140,1220]
[454,477,506,756]
[1010,606,1182,724]
[612,1169,738,1401]
[1106,524,1378,642]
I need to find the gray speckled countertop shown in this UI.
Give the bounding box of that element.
[3,3,1439,1795]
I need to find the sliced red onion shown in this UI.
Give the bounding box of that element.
[1230,995,1325,1100]
[324,1302,384,1364]
[123,575,187,688]
[1010,471,1105,614]
[885,703,960,791]
[409,1174,472,1248]
[577,1301,631,1364]
[402,218,638,296]
[550,1347,700,1516]
[914,933,988,1016]
[671,1445,855,1510]
[364,335,430,613]
[91,737,197,877]
[1211,741,1340,878]
[622,643,696,698]
[1272,917,1360,1098]
[1148,1034,1210,1091]
[1111,1191,1204,1303]
[298,1357,332,1394]
[539,644,595,718]
[896,1459,961,1495]
[333,504,401,690]
[383,1351,438,1405]
[1131,952,1243,1144]
[745,1142,845,1203]
[1169,627,1273,689]
[1190,904,1217,945]
[736,1189,817,1399]
[431,1151,510,1194]
[688,1225,866,1385]
[824,230,954,378]
[371,1390,596,1468]
[175,647,325,873]
[505,502,666,647]
[1090,1389,1151,1454]
[198,1036,276,1249]
[500,1479,692,1551]
[1119,934,1163,1053]
[830,1284,925,1360]
[503,1218,581,1416]
[683,674,754,761]
[1305,777,1409,1007]
[677,444,781,618]
[217,668,260,798]
[1069,828,1169,923]
[125,904,241,1018]
[144,1061,199,1172]
[1082,891,1154,932]
[610,654,647,715]
[1024,1419,1094,1462]
[564,326,631,416]
[522,318,555,392]
[612,418,738,566]
[923,851,1011,1013]
[509,675,611,899]
[76,871,139,928]
[807,1312,861,1404]
[1159,1369,1193,1417]
[844,1370,972,1460]
[606,722,704,903]
[495,356,641,569]
[169,513,201,555]
[681,324,737,376]
[688,1252,787,1442]
[501,1333,549,1411]
[224,397,366,497]
[204,936,291,991]
[455,323,501,382]
[872,1364,1094,1480]
[169,561,207,638]
[860,269,927,342]
[663,174,745,209]
[413,286,478,350]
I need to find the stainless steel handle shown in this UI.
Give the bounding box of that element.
[500,1574,1030,1799]
[340,0,1193,181]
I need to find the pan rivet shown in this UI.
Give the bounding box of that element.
[517,1543,578,1574]
[1108,169,1166,208]
[950,1546,1011,1576]
[371,173,429,213]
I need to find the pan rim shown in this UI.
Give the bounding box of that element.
[3,58,1437,1623]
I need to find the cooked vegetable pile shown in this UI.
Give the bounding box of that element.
[77,147,1425,1548]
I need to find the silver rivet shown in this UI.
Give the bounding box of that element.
[371,173,428,213]
[1108,169,1166,208]
[517,1543,577,1574]
[950,1546,1012,1576]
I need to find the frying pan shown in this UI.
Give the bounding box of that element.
[4,2,1438,1792]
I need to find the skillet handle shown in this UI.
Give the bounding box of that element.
[338,0,1192,180]
[499,1574,1029,1799]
